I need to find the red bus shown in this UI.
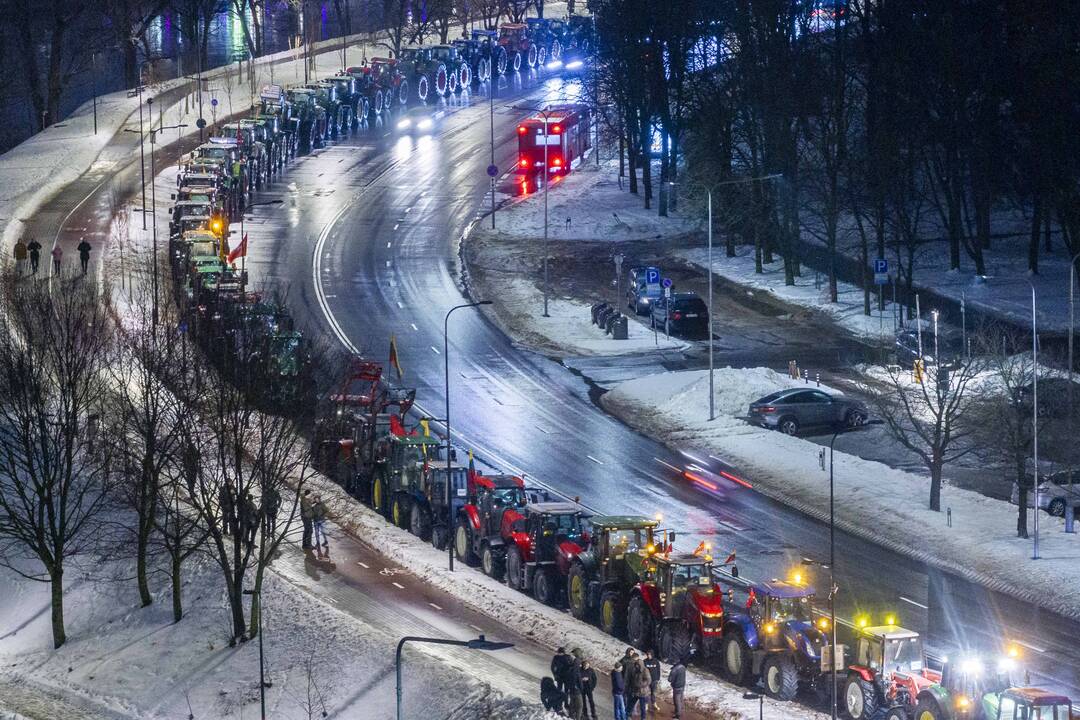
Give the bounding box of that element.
[516,104,592,191]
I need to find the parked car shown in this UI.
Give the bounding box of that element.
[1012,377,1080,419]
[748,387,868,435]
[626,266,662,315]
[1010,470,1080,517]
[649,292,709,337]
[895,326,964,367]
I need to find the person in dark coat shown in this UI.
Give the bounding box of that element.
[565,648,585,719]
[626,653,650,719]
[76,238,91,275]
[27,239,41,274]
[610,662,627,720]
[643,650,661,711]
[580,659,598,720]
[263,486,281,536]
[240,491,258,550]
[540,676,566,714]
[669,658,687,719]
[551,647,573,694]
[300,489,314,549]
[220,483,234,535]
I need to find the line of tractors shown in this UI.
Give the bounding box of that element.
[311,359,1074,720]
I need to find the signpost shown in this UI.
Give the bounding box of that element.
[663,279,673,338]
[614,253,624,305]
[873,258,889,286]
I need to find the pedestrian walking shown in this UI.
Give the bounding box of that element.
[312,495,328,549]
[610,661,627,720]
[13,239,27,276]
[627,653,650,719]
[27,239,41,274]
[50,245,62,276]
[669,658,686,719]
[565,648,585,719]
[263,486,281,536]
[220,483,235,535]
[540,676,566,714]
[77,238,92,275]
[300,489,314,549]
[241,491,258,550]
[580,660,598,720]
[643,650,661,712]
[551,647,573,694]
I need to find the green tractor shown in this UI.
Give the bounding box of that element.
[303,81,351,139]
[286,87,328,153]
[431,45,471,92]
[372,433,443,523]
[566,516,661,637]
[397,47,447,102]
[326,74,369,130]
[257,85,300,161]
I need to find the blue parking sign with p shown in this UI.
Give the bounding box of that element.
[874,258,888,274]
[646,267,660,285]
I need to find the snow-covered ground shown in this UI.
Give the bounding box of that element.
[0,551,554,720]
[601,366,1080,619]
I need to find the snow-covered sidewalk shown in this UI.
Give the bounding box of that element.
[601,365,1080,619]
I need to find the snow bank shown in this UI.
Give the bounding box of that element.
[305,471,827,720]
[601,366,1080,620]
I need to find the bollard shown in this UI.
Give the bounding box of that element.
[605,312,619,335]
[816,372,821,387]
[1067,502,1075,534]
[612,315,628,340]
[818,448,826,471]
[947,507,952,527]
[789,360,797,379]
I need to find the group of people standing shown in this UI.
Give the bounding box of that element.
[543,647,687,719]
[300,488,329,553]
[12,237,93,277]
[220,484,281,552]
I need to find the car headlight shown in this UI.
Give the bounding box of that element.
[417,118,433,130]
[397,119,411,130]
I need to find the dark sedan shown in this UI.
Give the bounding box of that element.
[748,387,868,435]
[649,292,709,338]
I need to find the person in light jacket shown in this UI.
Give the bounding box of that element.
[669,658,687,719]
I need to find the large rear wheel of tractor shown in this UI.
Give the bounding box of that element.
[481,543,505,581]
[538,46,547,68]
[721,631,751,685]
[626,595,654,651]
[762,653,799,702]
[447,66,458,94]
[912,697,944,720]
[527,44,538,68]
[410,503,431,540]
[361,98,370,122]
[459,63,471,90]
[657,621,693,665]
[398,78,409,105]
[495,47,508,76]
[533,567,558,605]
[552,39,562,60]
[373,90,384,117]
[435,65,449,96]
[372,475,387,515]
[384,89,393,112]
[391,495,409,529]
[886,709,910,720]
[477,58,490,83]
[416,75,429,103]
[600,590,627,638]
[512,51,522,73]
[454,520,478,565]
[843,673,880,720]
[505,546,524,591]
[567,563,591,620]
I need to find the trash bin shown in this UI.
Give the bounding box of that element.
[612,314,628,340]
[597,306,614,329]
[591,302,608,325]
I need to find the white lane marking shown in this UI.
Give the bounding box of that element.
[397,301,404,309]
[387,241,392,248]
[385,260,391,267]
[392,582,405,590]
[680,450,707,465]
[357,561,369,569]
[900,596,928,610]
[1016,639,1047,653]
[431,346,440,354]
[654,457,681,473]
[411,323,418,331]
[429,602,443,611]
[717,520,747,532]
[405,207,412,213]
[536,426,551,434]
[394,223,400,230]
[324,596,338,604]
[468,624,483,632]
[586,455,603,465]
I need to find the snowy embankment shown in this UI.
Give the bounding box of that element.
[464,160,690,357]
[0,553,554,720]
[600,366,1080,619]
[306,470,828,720]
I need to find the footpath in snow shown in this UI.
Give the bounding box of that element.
[600,365,1080,620]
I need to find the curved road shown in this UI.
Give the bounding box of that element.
[199,70,1080,701]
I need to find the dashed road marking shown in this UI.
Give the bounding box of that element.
[900,596,928,610]
[536,426,551,434]
[392,582,405,590]
[586,455,603,465]
[468,624,483,632]
[431,346,440,354]
[394,223,400,230]
[429,603,443,611]
[1016,639,1047,653]
[654,457,681,473]
[385,260,391,267]
[397,301,404,308]
[357,561,369,569]
[411,323,418,331]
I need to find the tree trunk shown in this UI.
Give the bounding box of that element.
[640,118,652,210]
[929,456,943,512]
[172,552,184,622]
[137,522,152,606]
[1015,457,1029,539]
[50,567,66,649]
[658,128,669,217]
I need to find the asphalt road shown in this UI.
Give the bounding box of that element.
[37,64,1080,707]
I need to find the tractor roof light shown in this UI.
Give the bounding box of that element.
[997,656,1016,674]
[856,615,869,628]
[791,571,803,585]
[764,622,777,635]
[817,618,830,630]
[1006,644,1020,659]
[955,695,971,710]
[884,614,896,626]
[960,658,984,677]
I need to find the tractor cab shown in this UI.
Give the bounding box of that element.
[472,28,498,43]
[267,330,305,377]
[499,23,528,48]
[174,213,211,238]
[982,688,1073,720]
[512,502,591,564]
[647,554,722,622]
[844,621,940,720]
[474,474,528,537]
[431,44,460,63]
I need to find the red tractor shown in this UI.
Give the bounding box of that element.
[498,22,538,72]
[454,472,526,574]
[842,620,941,720]
[626,552,726,664]
[503,502,592,606]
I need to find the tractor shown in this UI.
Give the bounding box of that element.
[397,47,446,102]
[285,87,327,153]
[504,502,592,606]
[451,38,491,84]
[566,15,596,54]
[498,23,538,72]
[716,570,832,702]
[626,552,726,664]
[406,461,471,549]
[220,122,269,190]
[431,45,471,92]
[242,116,286,175]
[472,29,508,77]
[327,74,369,130]
[256,85,300,162]
[974,688,1073,720]
[377,432,444,524]
[345,65,388,119]
[566,515,661,637]
[524,18,560,66]
[303,80,351,139]
[453,472,554,577]
[169,200,214,238]
[842,619,941,720]
[367,58,410,109]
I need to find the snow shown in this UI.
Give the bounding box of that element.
[303,471,828,720]
[601,366,1080,620]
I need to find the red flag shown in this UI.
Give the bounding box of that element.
[389,335,404,380]
[692,540,707,556]
[723,550,737,565]
[227,233,248,263]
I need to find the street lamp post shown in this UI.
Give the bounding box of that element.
[1031,283,1040,559]
[1068,252,1080,481]
[490,66,497,230]
[444,301,492,571]
[931,310,939,364]
[241,587,270,719]
[137,86,147,231]
[396,635,513,720]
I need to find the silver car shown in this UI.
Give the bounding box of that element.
[748,388,868,436]
[1010,471,1080,517]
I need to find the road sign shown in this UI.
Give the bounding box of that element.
[196,118,206,129]
[487,164,499,178]
[211,98,218,107]
[873,258,888,274]
[662,277,673,289]
[646,267,660,285]
[874,272,889,286]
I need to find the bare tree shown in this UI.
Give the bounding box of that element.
[0,279,114,647]
[871,351,986,511]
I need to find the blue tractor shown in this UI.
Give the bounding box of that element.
[715,570,832,702]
